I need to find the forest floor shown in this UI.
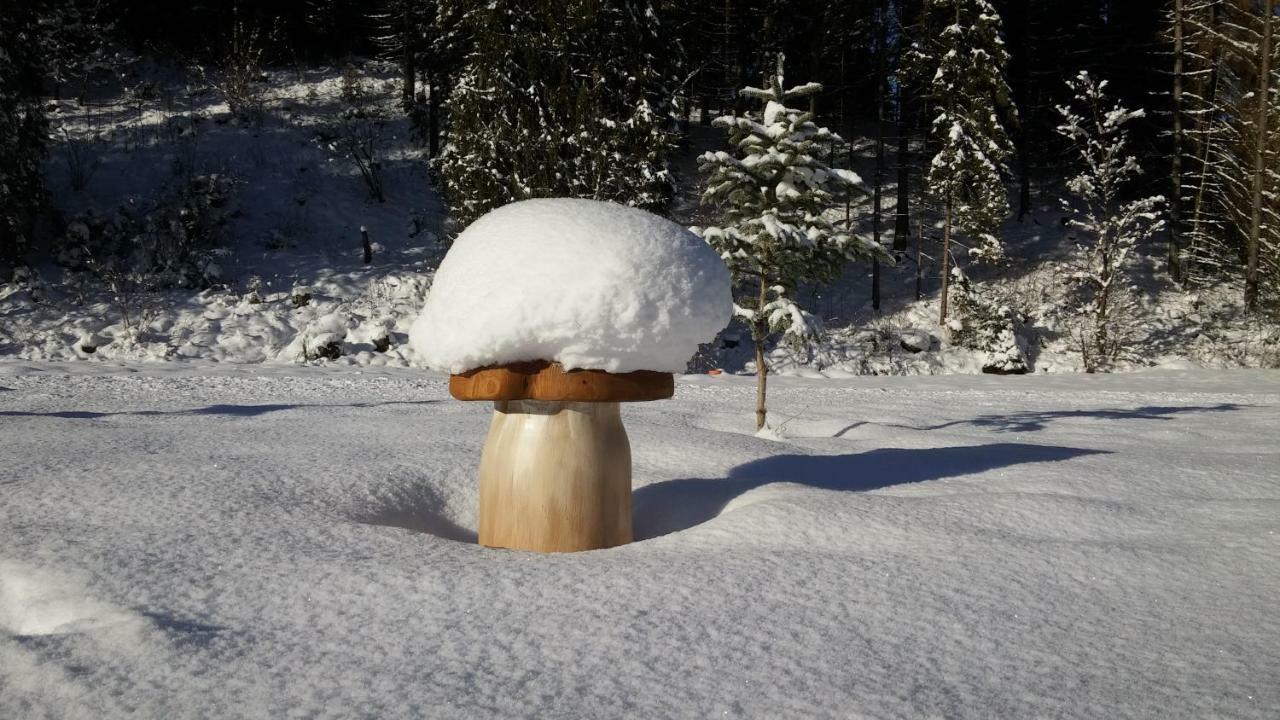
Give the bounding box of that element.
[1,61,1277,372]
[2,363,1277,718]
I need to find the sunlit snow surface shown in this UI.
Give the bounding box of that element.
[1,363,1277,719]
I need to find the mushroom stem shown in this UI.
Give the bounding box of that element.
[478,400,632,552]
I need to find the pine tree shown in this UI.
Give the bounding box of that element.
[1056,72,1165,372]
[695,54,881,430]
[1,0,103,270]
[909,0,1017,326]
[438,0,677,228]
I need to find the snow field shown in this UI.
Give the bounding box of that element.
[1,363,1277,718]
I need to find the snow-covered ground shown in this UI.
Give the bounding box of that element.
[2,362,1277,718]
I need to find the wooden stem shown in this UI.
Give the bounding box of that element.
[478,400,631,553]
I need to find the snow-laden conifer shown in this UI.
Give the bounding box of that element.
[439,0,676,228]
[908,0,1017,324]
[694,53,882,429]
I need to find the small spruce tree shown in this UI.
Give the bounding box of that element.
[948,268,1029,374]
[1056,71,1164,372]
[695,54,881,430]
[908,0,1017,326]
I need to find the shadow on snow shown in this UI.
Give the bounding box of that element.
[826,403,1245,436]
[634,443,1107,540]
[0,400,437,419]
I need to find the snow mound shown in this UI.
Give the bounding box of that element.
[0,561,138,636]
[410,199,732,373]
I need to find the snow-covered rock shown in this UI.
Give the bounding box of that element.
[898,329,934,353]
[410,199,732,374]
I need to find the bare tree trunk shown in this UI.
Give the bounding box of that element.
[1010,0,1033,222]
[1245,0,1273,310]
[872,0,887,309]
[401,3,416,107]
[755,276,768,431]
[1186,0,1222,286]
[939,194,953,325]
[894,122,911,250]
[892,0,912,250]
[1170,0,1186,281]
[915,219,924,300]
[427,69,440,159]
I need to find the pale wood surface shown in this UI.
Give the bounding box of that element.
[478,400,632,552]
[451,361,673,402]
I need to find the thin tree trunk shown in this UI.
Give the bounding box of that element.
[873,0,887,309]
[754,276,768,431]
[1170,0,1186,281]
[401,3,416,107]
[1186,0,1222,287]
[427,69,440,159]
[915,218,924,300]
[1245,0,1273,310]
[893,1,912,250]
[894,120,911,250]
[1011,0,1032,222]
[939,193,953,325]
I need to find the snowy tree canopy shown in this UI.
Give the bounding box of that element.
[695,53,882,342]
[438,0,677,228]
[1056,71,1165,371]
[909,0,1016,264]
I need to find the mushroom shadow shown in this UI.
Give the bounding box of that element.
[634,443,1107,539]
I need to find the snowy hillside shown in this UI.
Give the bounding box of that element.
[2,62,443,367]
[0,65,1276,374]
[2,364,1278,718]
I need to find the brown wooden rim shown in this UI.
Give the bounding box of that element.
[449,360,673,402]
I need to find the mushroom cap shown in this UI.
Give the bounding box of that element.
[410,199,732,374]
[449,361,673,402]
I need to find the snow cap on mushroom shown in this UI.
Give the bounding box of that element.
[410,198,732,374]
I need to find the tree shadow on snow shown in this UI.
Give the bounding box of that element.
[0,400,437,420]
[355,481,478,544]
[634,443,1106,540]
[914,403,1244,433]
[140,610,228,648]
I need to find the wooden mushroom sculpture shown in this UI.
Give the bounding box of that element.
[410,199,731,553]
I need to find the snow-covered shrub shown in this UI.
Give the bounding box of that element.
[58,174,237,290]
[1056,72,1164,372]
[57,124,101,192]
[288,312,351,362]
[948,268,1030,375]
[331,66,387,202]
[197,16,269,124]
